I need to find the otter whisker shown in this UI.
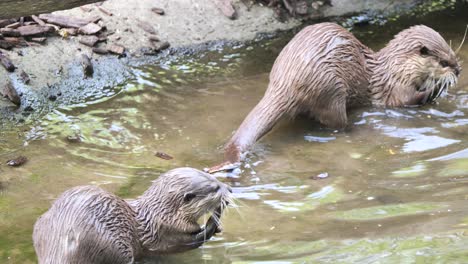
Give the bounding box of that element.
[435,81,448,99]
[429,79,442,100]
[225,196,246,220]
[452,72,458,84]
[203,214,208,242]
[455,24,468,55]
[225,194,237,206]
[430,88,436,101]
[211,214,222,227]
[436,85,444,99]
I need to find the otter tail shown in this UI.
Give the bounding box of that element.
[224,93,289,163]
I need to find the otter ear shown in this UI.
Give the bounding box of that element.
[420,46,430,55]
[184,192,196,202]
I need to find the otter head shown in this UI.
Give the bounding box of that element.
[134,167,232,254]
[372,25,461,106]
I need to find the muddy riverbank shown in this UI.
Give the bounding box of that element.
[0,0,430,121]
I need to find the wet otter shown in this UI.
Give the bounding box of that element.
[33,167,232,264]
[217,23,461,167]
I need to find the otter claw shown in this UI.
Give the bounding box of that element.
[205,162,241,174]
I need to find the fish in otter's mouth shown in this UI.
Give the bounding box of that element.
[417,71,458,104]
[200,190,234,233]
[189,189,234,245]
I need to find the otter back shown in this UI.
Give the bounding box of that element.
[33,185,140,264]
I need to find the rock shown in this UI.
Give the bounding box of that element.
[0,28,21,37]
[79,35,99,47]
[0,52,15,71]
[107,44,125,55]
[0,39,14,50]
[80,54,93,77]
[153,41,170,51]
[79,23,102,35]
[97,20,106,29]
[61,28,79,36]
[66,134,82,143]
[45,23,60,31]
[5,22,21,29]
[80,5,93,12]
[138,46,157,55]
[148,35,160,42]
[17,25,53,36]
[39,14,93,28]
[138,21,156,34]
[31,15,46,26]
[24,105,34,111]
[30,37,47,43]
[310,172,329,180]
[311,1,324,10]
[88,16,102,23]
[19,70,30,84]
[92,47,108,54]
[214,0,237,19]
[151,7,165,15]
[3,37,22,46]
[295,0,308,15]
[0,19,17,28]
[2,80,21,105]
[97,34,107,42]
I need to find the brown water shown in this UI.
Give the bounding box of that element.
[1,6,468,264]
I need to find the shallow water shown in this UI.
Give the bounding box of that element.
[1,4,468,264]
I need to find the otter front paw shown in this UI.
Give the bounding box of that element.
[205,161,241,174]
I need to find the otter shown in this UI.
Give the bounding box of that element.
[213,23,461,169]
[33,167,232,264]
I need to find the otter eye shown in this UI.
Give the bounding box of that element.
[440,60,449,68]
[420,46,429,56]
[183,193,196,202]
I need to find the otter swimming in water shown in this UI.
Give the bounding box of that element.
[212,23,461,169]
[33,168,232,264]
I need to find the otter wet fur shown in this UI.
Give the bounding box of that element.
[33,168,232,264]
[217,22,461,166]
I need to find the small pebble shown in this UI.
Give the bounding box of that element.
[310,172,329,180]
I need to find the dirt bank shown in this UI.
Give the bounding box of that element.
[0,0,422,120]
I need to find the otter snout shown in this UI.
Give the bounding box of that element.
[454,65,461,76]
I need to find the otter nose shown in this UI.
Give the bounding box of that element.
[454,66,461,76]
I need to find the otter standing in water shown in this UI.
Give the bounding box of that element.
[33,168,232,264]
[216,23,461,167]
